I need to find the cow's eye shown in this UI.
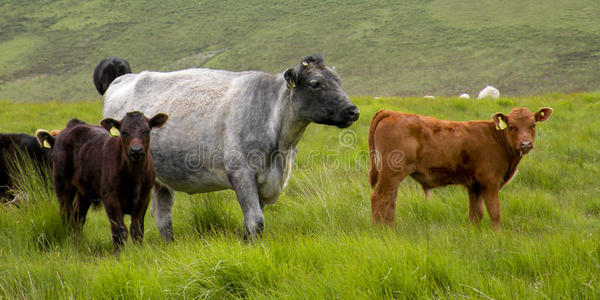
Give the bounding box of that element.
[509,126,516,131]
[531,124,536,129]
[121,132,129,138]
[308,80,320,89]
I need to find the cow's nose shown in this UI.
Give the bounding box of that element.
[130,145,143,153]
[346,106,360,121]
[128,146,145,158]
[520,140,532,149]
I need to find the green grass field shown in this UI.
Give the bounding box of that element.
[1,94,599,298]
[1,0,600,102]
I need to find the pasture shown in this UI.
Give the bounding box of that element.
[1,94,599,298]
[1,0,600,101]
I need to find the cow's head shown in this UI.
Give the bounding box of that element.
[101,112,168,162]
[284,54,359,128]
[493,107,552,156]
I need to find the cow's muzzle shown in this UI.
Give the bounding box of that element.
[128,145,146,161]
[336,105,360,128]
[518,140,533,156]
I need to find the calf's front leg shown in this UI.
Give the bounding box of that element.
[103,197,128,249]
[130,193,151,243]
[480,185,501,231]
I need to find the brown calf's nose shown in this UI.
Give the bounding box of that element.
[520,140,532,149]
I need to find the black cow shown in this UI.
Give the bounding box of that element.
[0,133,52,200]
[93,57,132,95]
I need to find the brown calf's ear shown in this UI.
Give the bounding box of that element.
[149,113,169,128]
[492,112,509,130]
[535,107,553,122]
[35,129,55,148]
[100,118,121,136]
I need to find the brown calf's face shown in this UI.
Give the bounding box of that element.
[493,107,552,156]
[101,112,168,162]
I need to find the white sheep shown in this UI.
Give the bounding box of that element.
[477,86,500,100]
[459,93,470,99]
[423,95,435,99]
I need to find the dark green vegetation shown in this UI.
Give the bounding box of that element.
[1,94,600,298]
[1,0,600,102]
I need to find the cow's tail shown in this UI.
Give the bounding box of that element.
[368,109,391,188]
[93,57,132,95]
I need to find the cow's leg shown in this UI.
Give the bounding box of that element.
[228,169,264,239]
[73,193,92,231]
[422,186,431,199]
[467,186,484,225]
[103,198,128,249]
[370,172,405,225]
[481,185,501,231]
[151,182,174,242]
[130,193,151,244]
[54,180,76,227]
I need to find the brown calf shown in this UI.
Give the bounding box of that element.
[368,107,552,230]
[50,112,168,249]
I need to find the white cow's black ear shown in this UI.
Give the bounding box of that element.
[284,68,297,88]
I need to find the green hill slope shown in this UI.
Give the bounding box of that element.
[1,0,599,101]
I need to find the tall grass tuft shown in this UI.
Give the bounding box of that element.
[2,151,69,252]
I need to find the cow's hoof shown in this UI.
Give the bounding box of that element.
[244,216,264,241]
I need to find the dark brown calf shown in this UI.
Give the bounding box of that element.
[51,112,167,249]
[368,107,552,230]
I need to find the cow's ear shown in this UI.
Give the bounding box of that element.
[492,113,509,130]
[535,107,552,122]
[283,68,298,88]
[101,118,121,136]
[35,129,55,149]
[149,113,169,129]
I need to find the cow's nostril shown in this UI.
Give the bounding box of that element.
[347,106,360,119]
[129,146,144,154]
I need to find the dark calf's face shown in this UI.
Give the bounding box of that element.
[101,112,168,162]
[493,107,553,156]
[284,55,359,128]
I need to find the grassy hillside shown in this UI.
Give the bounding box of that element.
[1,94,600,298]
[1,0,600,102]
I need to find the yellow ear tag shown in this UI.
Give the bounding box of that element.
[496,118,507,130]
[43,140,51,148]
[287,79,296,88]
[110,127,120,137]
[301,61,308,67]
[540,111,545,117]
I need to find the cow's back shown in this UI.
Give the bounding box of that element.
[372,111,500,187]
[104,69,247,120]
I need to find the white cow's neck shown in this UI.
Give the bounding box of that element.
[275,84,309,151]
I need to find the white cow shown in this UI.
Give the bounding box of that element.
[100,54,360,240]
